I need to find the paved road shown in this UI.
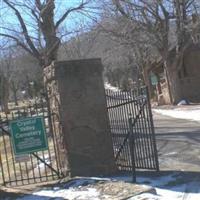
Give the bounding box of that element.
[153,111,200,171]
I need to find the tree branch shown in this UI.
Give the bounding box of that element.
[3,0,40,58]
[55,1,88,29]
[0,33,36,58]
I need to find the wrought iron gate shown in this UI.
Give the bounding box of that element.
[0,97,68,186]
[106,86,159,177]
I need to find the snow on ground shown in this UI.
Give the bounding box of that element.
[112,174,200,200]
[153,106,200,122]
[31,188,100,200]
[104,82,120,92]
[14,178,110,200]
[132,182,200,200]
[12,174,200,200]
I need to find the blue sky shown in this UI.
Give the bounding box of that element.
[0,0,99,46]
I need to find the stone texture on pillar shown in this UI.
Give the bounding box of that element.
[43,63,69,176]
[54,58,116,176]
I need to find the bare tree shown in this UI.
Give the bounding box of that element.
[0,44,44,111]
[59,22,100,60]
[0,0,95,67]
[10,81,19,106]
[93,3,157,90]
[0,50,14,113]
[110,0,198,103]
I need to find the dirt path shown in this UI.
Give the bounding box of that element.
[153,111,200,171]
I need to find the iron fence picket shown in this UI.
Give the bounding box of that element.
[0,97,67,186]
[106,86,159,174]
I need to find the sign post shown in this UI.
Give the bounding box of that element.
[10,116,48,155]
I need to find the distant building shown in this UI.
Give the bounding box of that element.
[147,44,200,105]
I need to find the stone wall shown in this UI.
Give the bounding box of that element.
[180,77,200,102]
[45,59,116,177]
[179,47,200,102]
[157,82,171,105]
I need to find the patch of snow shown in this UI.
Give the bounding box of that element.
[104,82,120,92]
[89,177,110,181]
[37,161,49,169]
[177,99,189,106]
[128,193,162,200]
[111,174,200,200]
[16,188,101,200]
[33,188,100,200]
[156,185,200,200]
[140,174,175,186]
[111,173,176,186]
[60,177,109,189]
[13,175,200,200]
[163,152,177,156]
[139,176,200,200]
[153,108,200,122]
[130,188,200,200]
[34,155,50,170]
[15,177,112,200]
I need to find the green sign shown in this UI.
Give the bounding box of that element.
[150,72,158,86]
[10,116,48,155]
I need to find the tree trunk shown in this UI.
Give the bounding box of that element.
[40,1,60,66]
[1,77,10,113]
[10,81,18,106]
[165,60,182,104]
[143,67,152,97]
[13,89,18,106]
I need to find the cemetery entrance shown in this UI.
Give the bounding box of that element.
[0,97,68,186]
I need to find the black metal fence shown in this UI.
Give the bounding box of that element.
[106,86,159,178]
[0,98,67,186]
[0,85,158,185]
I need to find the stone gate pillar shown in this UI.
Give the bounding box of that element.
[45,58,116,176]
